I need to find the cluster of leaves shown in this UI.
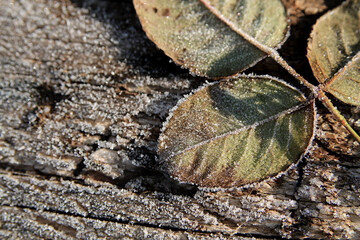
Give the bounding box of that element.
[133,0,360,188]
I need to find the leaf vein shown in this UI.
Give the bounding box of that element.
[324,51,360,87]
[169,99,313,159]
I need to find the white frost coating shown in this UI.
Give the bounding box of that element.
[309,177,324,188]
[194,190,297,229]
[1,0,202,176]
[321,170,338,182]
[157,80,218,152]
[3,0,359,238]
[85,148,127,179]
[158,74,307,151]
[159,74,316,190]
[1,206,232,239]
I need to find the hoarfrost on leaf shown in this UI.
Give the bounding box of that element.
[158,76,316,188]
[307,0,360,106]
[133,0,289,77]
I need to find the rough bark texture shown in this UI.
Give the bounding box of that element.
[0,0,359,239]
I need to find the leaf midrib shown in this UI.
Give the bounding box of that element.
[323,51,360,89]
[198,0,284,57]
[169,99,314,159]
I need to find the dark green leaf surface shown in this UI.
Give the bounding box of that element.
[158,76,315,188]
[307,0,360,106]
[133,0,288,78]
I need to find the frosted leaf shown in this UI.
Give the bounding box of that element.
[307,0,360,106]
[133,0,289,78]
[158,76,316,188]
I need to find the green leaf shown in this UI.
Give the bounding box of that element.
[158,76,315,188]
[133,0,289,78]
[307,0,360,106]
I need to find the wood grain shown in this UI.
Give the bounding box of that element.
[0,0,359,239]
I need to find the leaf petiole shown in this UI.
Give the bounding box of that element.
[316,88,360,143]
[271,51,360,143]
[270,50,360,143]
[268,48,360,144]
[200,0,360,144]
[199,0,317,92]
[267,49,316,92]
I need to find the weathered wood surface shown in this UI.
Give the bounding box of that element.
[0,0,359,239]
